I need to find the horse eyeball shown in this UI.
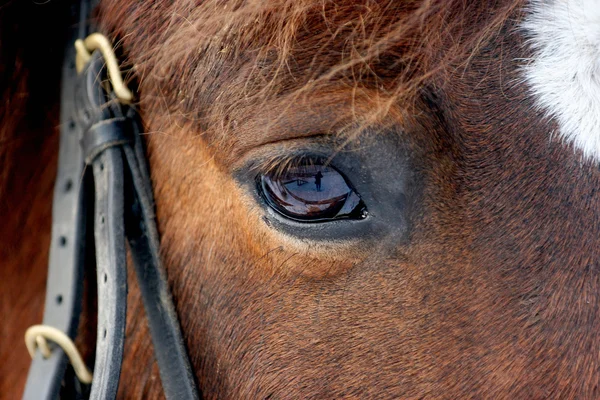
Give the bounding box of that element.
[258,161,367,222]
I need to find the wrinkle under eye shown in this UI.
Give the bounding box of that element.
[258,159,367,222]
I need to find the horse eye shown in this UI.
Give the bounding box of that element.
[258,161,367,222]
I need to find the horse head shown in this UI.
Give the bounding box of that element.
[3,0,600,398]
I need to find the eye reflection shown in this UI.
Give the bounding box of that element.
[259,160,367,222]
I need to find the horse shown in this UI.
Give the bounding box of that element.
[2,0,600,397]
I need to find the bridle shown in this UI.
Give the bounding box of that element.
[22,1,199,399]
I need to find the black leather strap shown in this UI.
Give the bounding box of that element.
[81,118,130,164]
[23,0,200,398]
[76,51,129,400]
[123,118,200,400]
[77,50,199,399]
[22,2,92,399]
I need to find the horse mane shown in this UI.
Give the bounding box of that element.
[98,0,525,157]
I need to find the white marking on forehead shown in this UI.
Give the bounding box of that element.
[522,0,600,161]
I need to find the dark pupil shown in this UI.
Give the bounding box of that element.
[260,163,366,221]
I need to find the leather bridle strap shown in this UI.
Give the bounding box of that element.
[23,1,199,399]
[22,2,95,398]
[80,51,199,400]
[79,51,128,400]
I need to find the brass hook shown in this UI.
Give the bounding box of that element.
[25,325,93,385]
[75,33,134,103]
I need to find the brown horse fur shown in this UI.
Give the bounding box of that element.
[4,0,600,398]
